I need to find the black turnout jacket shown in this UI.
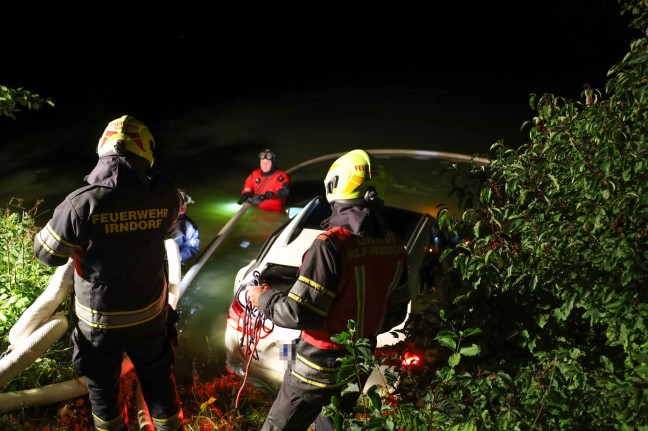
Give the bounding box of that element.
[34,156,181,346]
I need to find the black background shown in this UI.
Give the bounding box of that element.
[3,2,636,122]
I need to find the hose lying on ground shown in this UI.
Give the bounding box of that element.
[0,313,68,388]
[8,261,73,349]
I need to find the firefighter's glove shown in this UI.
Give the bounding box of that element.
[248,194,265,205]
[167,307,180,346]
[238,192,253,205]
[263,191,274,200]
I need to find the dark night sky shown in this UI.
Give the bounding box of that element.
[2,1,638,140]
[0,1,641,228]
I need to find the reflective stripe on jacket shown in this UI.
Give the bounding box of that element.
[75,290,166,329]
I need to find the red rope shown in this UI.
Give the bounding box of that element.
[235,312,263,409]
[235,283,265,409]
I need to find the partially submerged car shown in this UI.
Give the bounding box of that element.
[225,194,451,388]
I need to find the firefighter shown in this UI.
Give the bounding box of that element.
[247,149,410,431]
[239,149,291,212]
[33,115,184,431]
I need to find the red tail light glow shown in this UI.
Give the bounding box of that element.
[402,351,422,367]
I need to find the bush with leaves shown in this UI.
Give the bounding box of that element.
[431,2,647,429]
[0,199,75,392]
[0,200,53,333]
[326,1,647,429]
[0,85,54,119]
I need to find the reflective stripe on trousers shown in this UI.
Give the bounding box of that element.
[152,409,184,431]
[93,407,127,431]
[93,409,183,431]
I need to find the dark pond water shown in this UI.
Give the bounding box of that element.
[2,93,524,386]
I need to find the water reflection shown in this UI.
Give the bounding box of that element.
[175,206,288,383]
[173,152,483,385]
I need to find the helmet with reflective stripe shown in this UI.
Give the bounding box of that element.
[97,115,155,166]
[324,149,385,204]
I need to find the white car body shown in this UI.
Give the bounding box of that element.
[225,195,441,388]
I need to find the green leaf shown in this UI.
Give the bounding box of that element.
[462,327,483,338]
[459,344,481,357]
[635,365,648,377]
[600,355,614,373]
[435,331,458,350]
[448,352,461,368]
[548,173,560,190]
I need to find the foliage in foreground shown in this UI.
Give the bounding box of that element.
[1,82,60,390]
[0,199,75,392]
[324,1,647,430]
[0,85,54,120]
[0,199,52,336]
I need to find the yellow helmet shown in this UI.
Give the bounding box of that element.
[324,149,385,204]
[97,115,155,166]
